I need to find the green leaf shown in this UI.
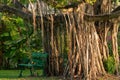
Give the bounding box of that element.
[85,0,96,5]
[103,56,116,74]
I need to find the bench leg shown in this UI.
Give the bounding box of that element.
[18,70,23,77]
[30,67,38,76]
[30,68,33,76]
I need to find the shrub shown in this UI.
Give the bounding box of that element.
[103,56,116,74]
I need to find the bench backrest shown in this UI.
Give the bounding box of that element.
[31,52,48,67]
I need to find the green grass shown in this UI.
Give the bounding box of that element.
[0,70,60,80]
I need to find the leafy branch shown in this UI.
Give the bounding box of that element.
[0,4,120,22]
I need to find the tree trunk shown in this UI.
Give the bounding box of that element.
[62,3,107,79]
[0,46,3,68]
[111,20,119,75]
[94,0,112,60]
[0,19,3,68]
[95,0,120,75]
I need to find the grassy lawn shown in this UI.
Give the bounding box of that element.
[0,70,60,80]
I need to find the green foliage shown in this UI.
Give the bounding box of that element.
[103,56,116,74]
[0,12,44,69]
[0,13,29,68]
[20,0,36,4]
[0,0,12,5]
[0,13,2,18]
[85,0,96,5]
[112,0,120,3]
[44,0,80,8]
[29,32,43,52]
[108,43,112,56]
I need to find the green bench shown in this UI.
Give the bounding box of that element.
[18,52,48,77]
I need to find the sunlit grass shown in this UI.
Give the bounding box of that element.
[0,70,60,80]
[0,70,34,78]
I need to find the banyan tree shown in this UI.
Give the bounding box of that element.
[0,0,120,79]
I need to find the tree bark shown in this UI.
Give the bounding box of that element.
[0,19,4,68]
[111,20,119,75]
[1,4,120,23]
